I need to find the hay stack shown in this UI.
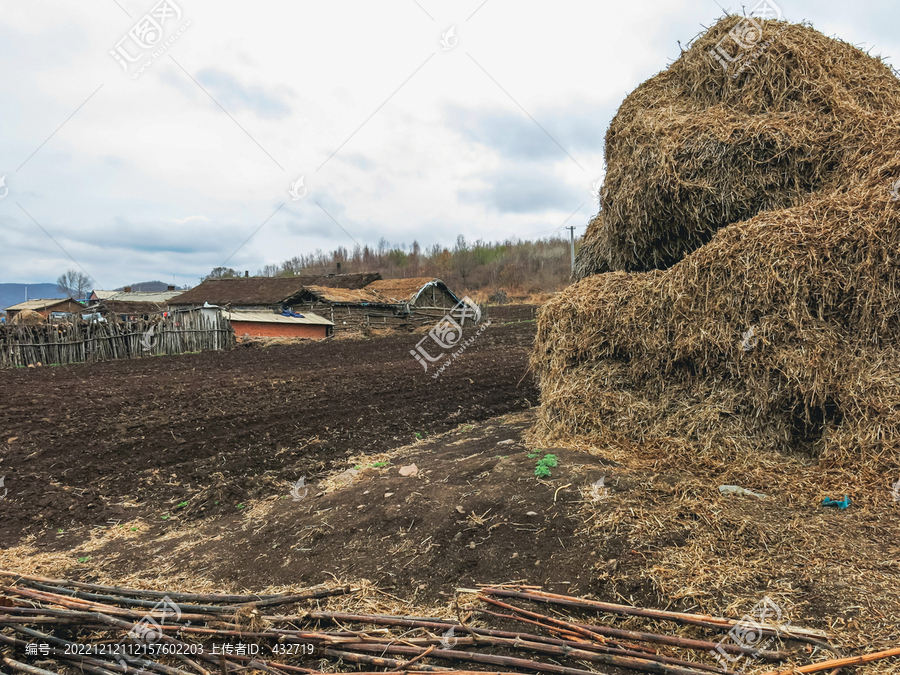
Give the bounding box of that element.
[535,17,900,481]
[10,309,46,326]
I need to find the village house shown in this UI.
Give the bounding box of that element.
[88,287,184,321]
[294,277,467,331]
[223,310,334,339]
[167,274,378,311]
[166,275,373,339]
[168,273,470,334]
[4,298,84,322]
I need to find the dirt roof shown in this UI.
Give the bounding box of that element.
[366,278,454,303]
[301,286,378,304]
[95,300,168,316]
[169,273,381,307]
[93,290,183,303]
[301,278,458,306]
[4,298,79,312]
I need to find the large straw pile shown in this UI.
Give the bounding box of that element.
[534,17,900,484]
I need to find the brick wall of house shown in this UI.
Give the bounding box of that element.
[231,321,328,339]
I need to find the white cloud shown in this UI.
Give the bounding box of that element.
[0,0,896,287]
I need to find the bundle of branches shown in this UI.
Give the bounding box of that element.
[537,17,900,487]
[5,573,895,675]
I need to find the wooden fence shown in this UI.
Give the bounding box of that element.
[0,313,235,368]
[295,302,485,333]
[482,304,538,323]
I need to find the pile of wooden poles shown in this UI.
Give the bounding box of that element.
[1,571,898,675]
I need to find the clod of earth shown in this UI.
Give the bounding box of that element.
[399,463,419,477]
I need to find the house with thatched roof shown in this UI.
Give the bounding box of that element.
[294,277,466,331]
[88,288,185,320]
[169,274,468,333]
[4,298,83,322]
[167,273,380,311]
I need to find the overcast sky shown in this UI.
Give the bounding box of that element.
[1,0,898,289]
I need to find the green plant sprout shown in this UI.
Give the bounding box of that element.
[534,453,559,478]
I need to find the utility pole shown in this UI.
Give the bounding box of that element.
[566,226,576,274]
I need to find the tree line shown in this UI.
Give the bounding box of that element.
[209,235,579,294]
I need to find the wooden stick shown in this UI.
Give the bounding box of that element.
[389,644,438,671]
[0,570,285,603]
[9,624,190,675]
[2,657,65,675]
[4,586,221,623]
[760,647,900,675]
[336,640,719,675]
[479,587,828,640]
[235,585,353,609]
[476,595,790,660]
[304,608,732,672]
[21,581,271,615]
[320,648,451,671]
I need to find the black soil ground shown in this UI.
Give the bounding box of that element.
[72,409,649,605]
[0,323,537,548]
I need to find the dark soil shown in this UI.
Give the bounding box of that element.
[0,323,537,548]
[72,410,653,605]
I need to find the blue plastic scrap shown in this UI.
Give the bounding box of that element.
[822,495,852,510]
[280,311,305,318]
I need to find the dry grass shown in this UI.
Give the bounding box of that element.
[533,17,900,672]
[536,16,900,485]
[556,436,900,673]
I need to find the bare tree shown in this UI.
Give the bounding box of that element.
[56,270,92,299]
[205,267,241,279]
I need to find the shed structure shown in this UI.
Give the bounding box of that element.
[168,274,469,333]
[224,310,334,339]
[168,274,379,311]
[4,298,83,322]
[295,277,465,331]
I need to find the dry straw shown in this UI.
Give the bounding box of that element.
[535,17,900,489]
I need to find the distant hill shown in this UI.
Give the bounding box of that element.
[0,283,68,312]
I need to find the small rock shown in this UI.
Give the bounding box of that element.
[384,492,394,498]
[7,437,18,444]
[468,542,476,549]
[497,439,515,445]
[357,504,365,509]
[511,552,519,559]
[399,464,419,477]
[455,505,465,514]
[526,511,538,516]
